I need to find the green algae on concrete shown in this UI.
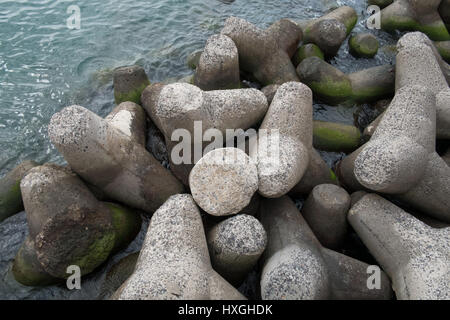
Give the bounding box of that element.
[292,44,324,67]
[349,33,379,58]
[313,120,362,153]
[12,237,61,287]
[106,202,142,253]
[297,57,352,105]
[381,14,450,42]
[113,65,151,105]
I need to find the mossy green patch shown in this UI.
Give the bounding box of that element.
[308,78,352,105]
[12,242,61,287]
[292,44,324,67]
[71,230,116,277]
[349,34,379,58]
[114,80,150,105]
[106,203,142,253]
[382,16,450,41]
[351,85,393,103]
[0,180,23,223]
[313,121,361,152]
[330,169,338,182]
[344,14,358,35]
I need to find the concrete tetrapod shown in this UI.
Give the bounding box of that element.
[379,0,450,41]
[113,65,150,105]
[48,105,184,213]
[302,184,351,250]
[189,148,258,217]
[13,164,141,286]
[349,194,449,300]
[105,101,147,146]
[337,85,450,222]
[289,148,338,197]
[144,82,268,185]
[251,82,313,198]
[297,57,395,105]
[302,6,358,57]
[396,32,450,139]
[259,196,392,300]
[114,194,246,300]
[194,34,240,91]
[221,16,301,85]
[207,214,267,286]
[0,160,39,223]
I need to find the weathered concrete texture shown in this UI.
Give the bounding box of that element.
[363,112,385,140]
[349,33,379,58]
[187,50,203,70]
[292,43,324,67]
[436,88,450,139]
[395,152,450,223]
[354,85,436,194]
[251,82,312,198]
[150,83,268,185]
[98,252,139,300]
[339,148,450,223]
[349,194,449,300]
[207,214,267,285]
[0,160,39,223]
[261,84,280,104]
[297,57,394,105]
[313,120,361,153]
[397,32,450,86]
[105,101,147,146]
[350,191,368,207]
[141,82,166,132]
[302,184,351,250]
[396,32,450,139]
[155,83,268,139]
[304,19,347,57]
[380,0,450,41]
[297,57,351,105]
[113,65,150,105]
[221,16,301,85]
[435,40,450,62]
[396,35,447,95]
[115,194,246,300]
[266,19,303,59]
[289,148,338,196]
[48,105,184,213]
[15,164,140,285]
[194,34,240,91]
[302,6,357,57]
[335,145,367,193]
[260,196,392,300]
[12,237,60,287]
[189,148,258,217]
[350,64,395,103]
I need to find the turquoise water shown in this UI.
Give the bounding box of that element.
[0,0,397,299]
